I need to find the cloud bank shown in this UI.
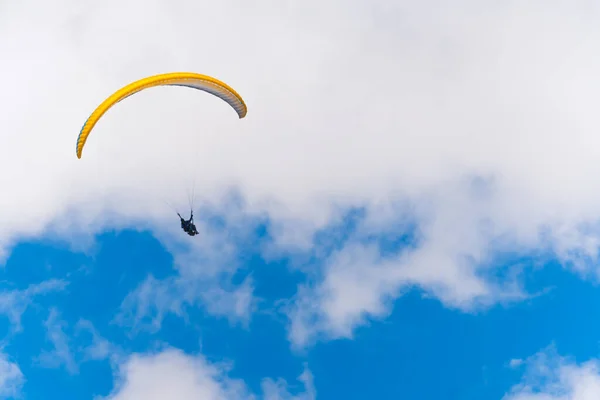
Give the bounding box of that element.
[505,346,600,400]
[103,349,314,400]
[3,0,600,347]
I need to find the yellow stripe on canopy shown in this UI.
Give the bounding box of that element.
[76,72,247,159]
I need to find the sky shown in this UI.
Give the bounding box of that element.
[3,0,600,398]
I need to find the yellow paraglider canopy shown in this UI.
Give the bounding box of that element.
[76,72,247,158]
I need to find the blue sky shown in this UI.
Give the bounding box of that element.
[2,214,600,399]
[4,0,600,399]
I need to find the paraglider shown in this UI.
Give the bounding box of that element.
[178,211,199,236]
[75,72,247,237]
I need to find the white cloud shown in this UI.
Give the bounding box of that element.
[0,280,67,333]
[115,273,255,334]
[102,348,313,400]
[504,346,600,400]
[36,308,78,374]
[0,352,24,399]
[75,319,123,365]
[262,364,315,400]
[36,312,125,374]
[4,0,600,346]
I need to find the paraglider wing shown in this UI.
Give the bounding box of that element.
[75,72,247,158]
